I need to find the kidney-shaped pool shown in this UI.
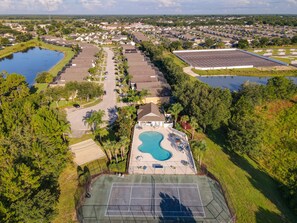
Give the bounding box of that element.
[138,131,172,161]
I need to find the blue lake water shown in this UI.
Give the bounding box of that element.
[197,76,297,91]
[0,47,64,85]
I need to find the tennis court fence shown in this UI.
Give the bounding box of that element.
[74,161,236,223]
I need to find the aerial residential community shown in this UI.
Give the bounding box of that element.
[0,1,297,223]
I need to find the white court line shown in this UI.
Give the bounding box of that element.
[107,210,205,213]
[106,183,206,218]
[104,182,114,216]
[112,185,198,188]
[177,187,181,212]
[113,183,199,185]
[128,186,132,212]
[196,184,206,218]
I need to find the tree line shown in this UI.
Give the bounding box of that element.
[238,36,297,49]
[228,78,297,214]
[140,41,232,133]
[41,81,104,107]
[0,73,70,222]
[140,41,297,216]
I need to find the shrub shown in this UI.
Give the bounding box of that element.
[35,71,53,83]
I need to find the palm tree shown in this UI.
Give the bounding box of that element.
[110,141,120,163]
[138,89,149,104]
[190,117,199,140]
[190,140,206,166]
[84,110,105,132]
[95,127,108,143]
[119,136,130,160]
[103,140,112,162]
[168,103,183,126]
[180,115,189,124]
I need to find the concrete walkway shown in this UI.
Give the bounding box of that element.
[183,66,199,77]
[66,47,117,138]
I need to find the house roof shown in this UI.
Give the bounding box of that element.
[138,103,165,122]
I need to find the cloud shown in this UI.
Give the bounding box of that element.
[157,0,178,7]
[38,0,64,11]
[126,0,183,7]
[79,0,116,10]
[1,0,64,12]
[1,0,13,10]
[0,0,297,14]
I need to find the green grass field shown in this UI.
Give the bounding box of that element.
[192,67,297,77]
[201,133,297,223]
[52,164,78,223]
[164,51,188,68]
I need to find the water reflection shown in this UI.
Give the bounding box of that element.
[0,47,64,85]
[197,76,297,91]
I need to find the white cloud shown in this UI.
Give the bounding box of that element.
[157,0,178,7]
[37,0,64,11]
[1,0,13,10]
[287,0,297,4]
[79,0,116,10]
[126,0,183,7]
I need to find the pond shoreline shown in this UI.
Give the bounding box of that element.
[197,76,297,91]
[0,39,75,77]
[0,47,64,85]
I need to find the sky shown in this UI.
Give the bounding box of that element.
[0,0,297,15]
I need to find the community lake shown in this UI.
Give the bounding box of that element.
[198,76,297,91]
[0,47,64,85]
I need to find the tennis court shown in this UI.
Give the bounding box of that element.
[78,174,233,223]
[106,182,205,218]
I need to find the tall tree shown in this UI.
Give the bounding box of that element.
[190,117,199,140]
[84,110,105,133]
[190,140,207,166]
[168,103,183,126]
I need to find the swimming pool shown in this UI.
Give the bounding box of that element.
[138,131,172,161]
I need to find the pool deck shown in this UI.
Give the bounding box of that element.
[129,125,197,175]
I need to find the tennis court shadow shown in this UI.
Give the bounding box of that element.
[158,192,196,223]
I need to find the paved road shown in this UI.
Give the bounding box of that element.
[66,47,117,138]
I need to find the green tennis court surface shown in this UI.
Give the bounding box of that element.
[77,175,233,223]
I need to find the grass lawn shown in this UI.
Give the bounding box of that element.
[50,97,101,109]
[69,134,93,146]
[108,159,127,173]
[164,51,188,68]
[82,158,109,176]
[192,67,297,77]
[34,83,48,92]
[271,56,294,64]
[248,45,297,55]
[198,133,297,223]
[52,163,78,223]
